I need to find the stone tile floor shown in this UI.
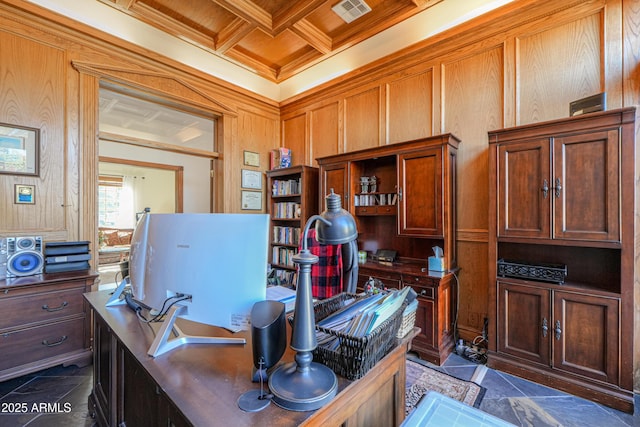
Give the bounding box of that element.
[0,353,637,426]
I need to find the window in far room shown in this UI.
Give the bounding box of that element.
[98,174,131,229]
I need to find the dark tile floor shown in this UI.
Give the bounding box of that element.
[0,355,637,426]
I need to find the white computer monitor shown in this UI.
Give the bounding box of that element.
[117,212,269,356]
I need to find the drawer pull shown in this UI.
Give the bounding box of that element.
[420,289,427,296]
[42,301,69,312]
[42,336,68,347]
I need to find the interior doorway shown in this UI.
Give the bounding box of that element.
[96,157,184,289]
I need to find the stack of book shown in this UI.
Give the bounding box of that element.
[44,241,91,273]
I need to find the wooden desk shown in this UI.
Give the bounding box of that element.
[85,291,415,427]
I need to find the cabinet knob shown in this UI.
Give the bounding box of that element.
[542,317,548,337]
[542,179,549,199]
[554,178,562,198]
[554,320,562,340]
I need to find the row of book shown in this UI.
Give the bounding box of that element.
[354,193,398,207]
[273,226,301,245]
[273,202,301,219]
[271,178,301,196]
[272,245,297,267]
[270,268,298,286]
[316,287,411,350]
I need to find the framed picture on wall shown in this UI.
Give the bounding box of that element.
[243,151,260,167]
[0,123,39,176]
[241,190,262,210]
[241,169,262,190]
[14,184,35,204]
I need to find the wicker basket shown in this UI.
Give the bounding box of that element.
[396,299,418,339]
[292,292,406,380]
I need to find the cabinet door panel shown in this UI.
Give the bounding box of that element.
[553,291,619,384]
[398,149,442,236]
[497,281,550,365]
[321,162,349,210]
[498,140,551,238]
[553,130,620,242]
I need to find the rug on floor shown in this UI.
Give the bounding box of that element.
[405,356,485,415]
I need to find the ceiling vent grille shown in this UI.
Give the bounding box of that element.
[332,0,372,23]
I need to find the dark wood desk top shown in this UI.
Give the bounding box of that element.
[85,290,415,426]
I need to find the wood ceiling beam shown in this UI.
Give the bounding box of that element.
[291,19,332,54]
[212,0,272,32]
[272,0,328,34]
[216,18,255,53]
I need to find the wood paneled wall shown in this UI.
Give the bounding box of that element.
[280,0,640,390]
[0,0,280,247]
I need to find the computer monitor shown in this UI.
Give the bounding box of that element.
[109,212,270,357]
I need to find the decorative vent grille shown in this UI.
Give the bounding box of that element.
[332,0,372,23]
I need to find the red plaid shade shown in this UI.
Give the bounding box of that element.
[301,228,343,299]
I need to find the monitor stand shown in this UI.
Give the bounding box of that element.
[105,278,129,307]
[148,304,246,357]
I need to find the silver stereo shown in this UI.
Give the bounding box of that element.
[4,236,44,277]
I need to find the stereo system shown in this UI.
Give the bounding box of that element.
[0,236,44,278]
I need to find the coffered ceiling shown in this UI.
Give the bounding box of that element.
[98,0,443,83]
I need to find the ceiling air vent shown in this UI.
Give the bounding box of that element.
[332,0,372,23]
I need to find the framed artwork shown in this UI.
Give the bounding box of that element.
[0,123,39,176]
[14,184,35,204]
[243,150,260,167]
[241,190,262,210]
[241,169,262,190]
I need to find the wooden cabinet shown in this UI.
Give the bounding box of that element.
[317,134,459,268]
[317,135,459,365]
[497,128,619,242]
[356,260,455,365]
[488,108,635,413]
[266,166,318,286]
[88,309,191,427]
[497,280,620,385]
[0,271,96,381]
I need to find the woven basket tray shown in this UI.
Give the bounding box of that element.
[293,292,406,380]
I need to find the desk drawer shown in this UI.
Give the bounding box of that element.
[0,318,84,370]
[0,287,85,331]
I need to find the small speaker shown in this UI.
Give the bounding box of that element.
[237,300,287,412]
[6,236,44,277]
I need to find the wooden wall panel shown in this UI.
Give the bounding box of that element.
[344,87,381,152]
[456,240,490,340]
[442,45,503,340]
[310,102,340,166]
[236,108,279,212]
[282,113,306,166]
[443,46,504,232]
[386,69,433,144]
[279,1,633,354]
[517,13,602,124]
[0,31,66,237]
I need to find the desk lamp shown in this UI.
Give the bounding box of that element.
[269,190,357,411]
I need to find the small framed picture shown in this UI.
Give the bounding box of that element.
[0,123,40,176]
[15,184,35,204]
[241,190,262,210]
[241,169,262,190]
[243,150,260,167]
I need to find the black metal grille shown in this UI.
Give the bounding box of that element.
[497,259,567,284]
